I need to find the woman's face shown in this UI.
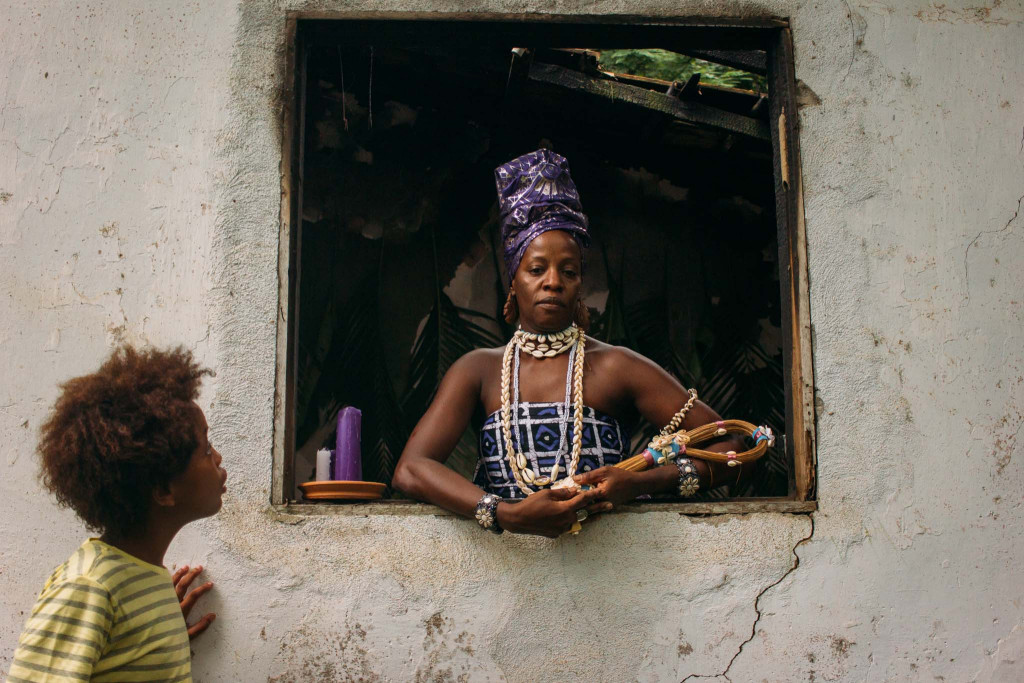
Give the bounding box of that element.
[512,230,583,332]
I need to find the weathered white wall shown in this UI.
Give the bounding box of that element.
[2,1,1022,680]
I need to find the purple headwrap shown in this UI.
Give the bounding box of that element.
[495,149,590,286]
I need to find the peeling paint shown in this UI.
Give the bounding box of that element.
[914,2,1020,26]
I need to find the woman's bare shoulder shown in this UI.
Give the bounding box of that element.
[582,337,648,368]
[463,346,506,361]
[451,346,504,377]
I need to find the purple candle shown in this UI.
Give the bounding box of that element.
[334,407,362,481]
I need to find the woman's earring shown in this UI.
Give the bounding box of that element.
[574,299,590,330]
[503,288,518,324]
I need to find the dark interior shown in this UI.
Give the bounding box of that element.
[290,21,788,501]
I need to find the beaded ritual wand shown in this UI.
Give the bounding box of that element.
[621,419,775,473]
[554,388,776,533]
[555,388,775,486]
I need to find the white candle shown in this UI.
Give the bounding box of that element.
[316,448,332,482]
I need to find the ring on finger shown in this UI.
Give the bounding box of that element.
[576,509,588,522]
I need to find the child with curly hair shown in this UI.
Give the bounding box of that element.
[7,345,227,683]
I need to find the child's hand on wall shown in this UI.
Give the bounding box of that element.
[173,564,217,639]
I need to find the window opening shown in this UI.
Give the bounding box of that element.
[275,19,814,509]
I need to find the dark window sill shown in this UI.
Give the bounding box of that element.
[270,497,816,519]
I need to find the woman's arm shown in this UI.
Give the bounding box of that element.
[628,349,748,491]
[392,351,489,517]
[574,348,750,500]
[392,350,607,537]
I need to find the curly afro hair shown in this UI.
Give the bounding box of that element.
[38,345,213,537]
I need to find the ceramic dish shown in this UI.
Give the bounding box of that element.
[299,481,386,501]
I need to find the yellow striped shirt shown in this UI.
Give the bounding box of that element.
[8,539,191,682]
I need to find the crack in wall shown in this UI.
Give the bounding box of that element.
[681,514,816,683]
[840,0,858,85]
[963,190,1024,304]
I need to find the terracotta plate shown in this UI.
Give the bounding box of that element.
[299,481,386,501]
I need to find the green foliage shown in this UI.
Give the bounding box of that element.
[598,49,766,92]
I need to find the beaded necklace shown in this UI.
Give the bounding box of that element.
[500,324,585,495]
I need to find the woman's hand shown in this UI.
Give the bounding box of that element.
[498,487,610,538]
[571,466,648,506]
[172,564,216,640]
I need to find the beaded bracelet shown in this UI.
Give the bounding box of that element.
[474,494,503,534]
[676,458,701,497]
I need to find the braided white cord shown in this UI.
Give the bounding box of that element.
[499,326,586,495]
[563,332,586,483]
[660,388,698,436]
[500,338,535,495]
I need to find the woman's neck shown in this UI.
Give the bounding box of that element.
[518,321,574,335]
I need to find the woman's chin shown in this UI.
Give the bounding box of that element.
[530,311,570,329]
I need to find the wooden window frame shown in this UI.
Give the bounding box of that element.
[271,15,816,515]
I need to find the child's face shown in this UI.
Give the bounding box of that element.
[169,404,227,521]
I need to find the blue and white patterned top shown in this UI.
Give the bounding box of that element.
[473,401,630,499]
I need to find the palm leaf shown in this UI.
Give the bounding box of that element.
[296,271,378,450]
[403,293,502,415]
[403,295,502,479]
[589,246,635,347]
[689,336,787,497]
[295,298,339,433]
[364,350,408,496]
[614,268,787,498]
[402,229,504,480]
[625,295,672,367]
[488,222,514,340]
[294,262,411,493]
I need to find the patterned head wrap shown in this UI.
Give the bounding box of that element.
[495,149,590,286]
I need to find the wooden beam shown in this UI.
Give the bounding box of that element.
[297,17,784,51]
[589,68,765,118]
[528,62,770,140]
[597,69,762,100]
[679,48,767,75]
[272,18,300,506]
[599,70,673,90]
[768,28,817,502]
[534,47,600,74]
[678,72,702,99]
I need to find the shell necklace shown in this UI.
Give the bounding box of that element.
[500,324,585,495]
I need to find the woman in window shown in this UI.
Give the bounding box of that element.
[393,149,749,538]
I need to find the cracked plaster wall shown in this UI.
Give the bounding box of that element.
[1,1,1022,681]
